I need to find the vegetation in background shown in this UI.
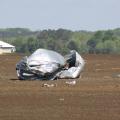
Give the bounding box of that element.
[0,28,120,54]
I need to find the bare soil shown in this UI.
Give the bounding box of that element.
[0,54,120,120]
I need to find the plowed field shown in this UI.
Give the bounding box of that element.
[0,54,120,120]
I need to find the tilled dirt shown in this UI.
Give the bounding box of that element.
[0,54,120,120]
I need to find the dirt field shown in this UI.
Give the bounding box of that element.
[0,54,120,120]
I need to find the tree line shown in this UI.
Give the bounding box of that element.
[1,28,120,54]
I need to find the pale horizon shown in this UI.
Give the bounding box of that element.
[0,0,120,31]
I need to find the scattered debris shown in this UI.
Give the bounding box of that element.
[117,74,120,78]
[112,73,120,78]
[59,98,64,101]
[42,83,57,88]
[115,74,120,78]
[112,68,120,70]
[96,69,104,71]
[65,80,76,85]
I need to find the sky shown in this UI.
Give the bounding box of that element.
[0,0,120,31]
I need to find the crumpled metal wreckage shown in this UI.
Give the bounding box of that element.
[16,49,85,80]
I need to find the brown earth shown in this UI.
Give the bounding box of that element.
[0,54,120,120]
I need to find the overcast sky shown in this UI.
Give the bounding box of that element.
[0,0,120,31]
